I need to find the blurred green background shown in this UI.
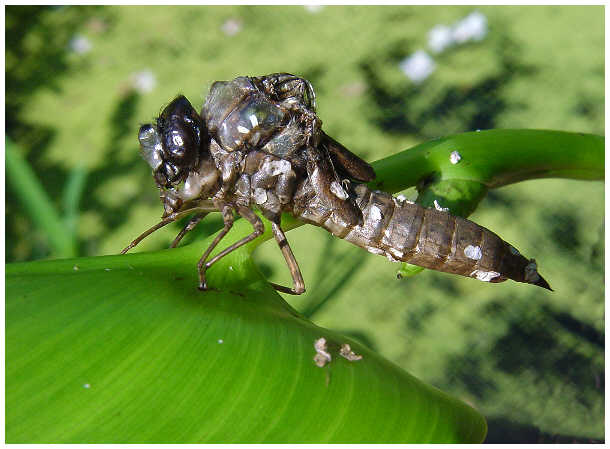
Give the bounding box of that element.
[6,5,604,443]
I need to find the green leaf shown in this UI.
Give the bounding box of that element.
[7,221,486,443]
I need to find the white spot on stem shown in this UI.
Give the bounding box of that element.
[450,150,462,164]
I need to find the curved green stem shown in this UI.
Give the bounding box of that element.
[370,129,603,194]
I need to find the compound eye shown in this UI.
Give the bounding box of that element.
[158,96,203,170]
[138,124,163,170]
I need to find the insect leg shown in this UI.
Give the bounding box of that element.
[268,221,306,295]
[197,204,235,290]
[121,205,215,254]
[198,205,264,291]
[170,213,208,248]
[199,206,265,290]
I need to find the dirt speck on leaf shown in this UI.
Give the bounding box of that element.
[313,337,332,367]
[340,343,363,362]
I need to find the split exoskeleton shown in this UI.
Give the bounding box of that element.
[123,73,551,293]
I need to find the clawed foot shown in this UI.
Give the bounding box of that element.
[198,280,220,293]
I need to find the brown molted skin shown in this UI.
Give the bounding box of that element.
[292,179,551,290]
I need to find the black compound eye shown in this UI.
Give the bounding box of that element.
[152,95,207,187]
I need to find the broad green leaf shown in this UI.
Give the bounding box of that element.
[7,220,486,443]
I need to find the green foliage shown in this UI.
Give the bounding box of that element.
[6,5,604,442]
[6,138,78,258]
[7,221,486,443]
[6,130,602,442]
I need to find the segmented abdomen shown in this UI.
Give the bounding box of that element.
[301,183,551,290]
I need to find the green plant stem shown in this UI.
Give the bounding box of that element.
[62,165,88,236]
[370,129,603,194]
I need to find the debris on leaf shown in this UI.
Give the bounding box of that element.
[313,337,332,367]
[339,343,363,362]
